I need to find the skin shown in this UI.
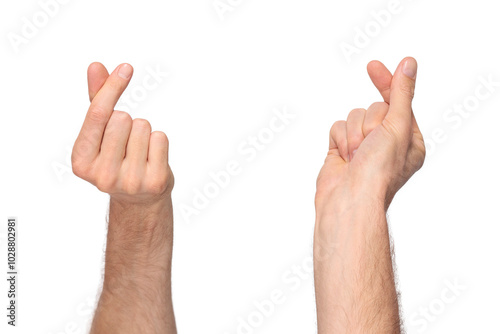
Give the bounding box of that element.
[72,63,177,333]
[314,57,425,333]
[71,57,422,333]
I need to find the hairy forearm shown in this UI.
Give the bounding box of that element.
[314,188,401,333]
[90,196,176,334]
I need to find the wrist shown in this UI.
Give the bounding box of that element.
[103,194,174,286]
[315,175,387,216]
[314,182,388,263]
[109,188,173,207]
[107,194,173,244]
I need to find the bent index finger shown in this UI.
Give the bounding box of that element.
[87,62,109,102]
[367,60,392,103]
[73,63,134,163]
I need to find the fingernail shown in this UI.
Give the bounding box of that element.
[402,58,417,79]
[118,64,133,79]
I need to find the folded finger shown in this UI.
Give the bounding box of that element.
[346,108,366,161]
[99,111,133,171]
[363,102,389,137]
[125,118,152,166]
[367,60,393,103]
[329,120,348,162]
[74,64,133,164]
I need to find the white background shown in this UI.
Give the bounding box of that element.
[1,0,499,333]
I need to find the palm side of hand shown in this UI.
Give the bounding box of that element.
[316,58,425,208]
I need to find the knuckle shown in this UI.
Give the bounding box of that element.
[416,157,425,171]
[332,132,346,148]
[151,131,170,152]
[112,110,132,124]
[168,169,175,189]
[71,154,90,178]
[362,122,374,137]
[369,102,388,110]
[107,79,124,92]
[145,173,169,195]
[133,118,151,131]
[71,161,87,178]
[93,163,119,193]
[95,174,117,193]
[87,106,108,123]
[122,176,141,195]
[381,119,403,141]
[399,81,415,99]
[70,150,78,167]
[350,133,364,144]
[147,181,166,196]
[348,108,365,118]
[330,120,345,134]
[414,142,426,171]
[151,131,168,143]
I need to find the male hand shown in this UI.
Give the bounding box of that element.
[73,63,177,333]
[316,57,425,210]
[314,58,425,333]
[72,62,173,205]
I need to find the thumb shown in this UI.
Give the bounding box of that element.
[385,57,417,131]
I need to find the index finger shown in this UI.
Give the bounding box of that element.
[73,63,133,164]
[87,62,109,102]
[367,60,393,103]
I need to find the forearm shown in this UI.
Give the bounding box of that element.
[90,196,176,334]
[314,188,401,333]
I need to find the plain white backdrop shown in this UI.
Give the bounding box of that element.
[1,0,499,333]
